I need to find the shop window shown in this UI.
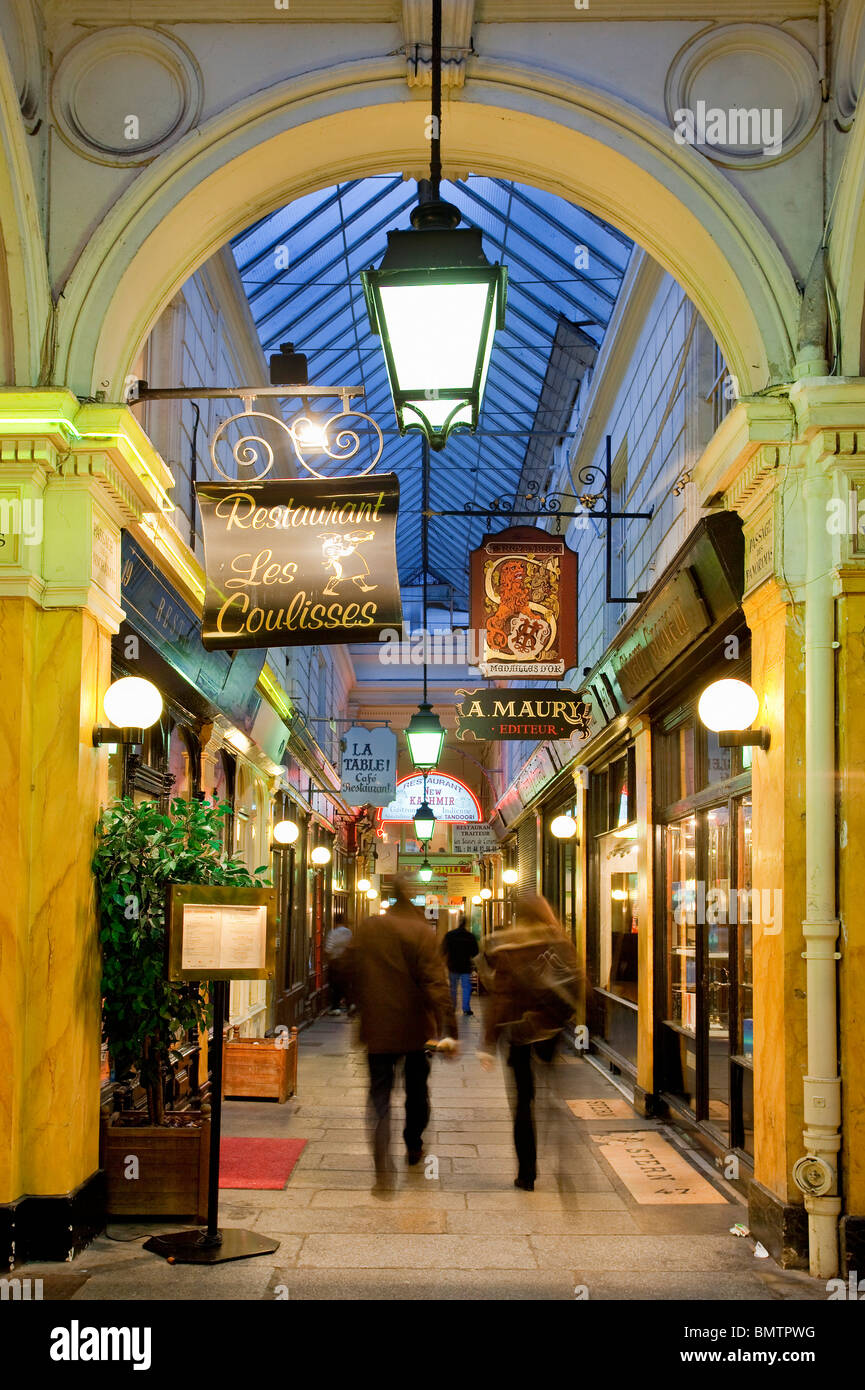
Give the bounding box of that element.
[168,724,192,799]
[665,814,697,1033]
[706,729,733,785]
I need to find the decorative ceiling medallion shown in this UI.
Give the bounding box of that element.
[664,24,820,169]
[50,27,203,167]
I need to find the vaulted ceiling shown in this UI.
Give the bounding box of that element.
[232,174,631,604]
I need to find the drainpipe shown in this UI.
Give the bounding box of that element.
[792,451,842,1278]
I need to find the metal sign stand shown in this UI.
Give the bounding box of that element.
[143,981,280,1265]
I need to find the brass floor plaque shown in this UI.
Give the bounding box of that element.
[590,1130,727,1205]
[567,1098,634,1119]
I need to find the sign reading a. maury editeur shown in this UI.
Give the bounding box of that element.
[196,475,402,651]
[455,688,594,742]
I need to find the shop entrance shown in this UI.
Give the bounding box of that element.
[656,713,754,1161]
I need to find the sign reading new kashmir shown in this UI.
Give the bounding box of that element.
[196,474,402,651]
[340,726,397,807]
[470,525,577,679]
[379,773,482,823]
[455,687,594,741]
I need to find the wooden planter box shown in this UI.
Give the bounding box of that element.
[222,1030,298,1103]
[101,1113,210,1222]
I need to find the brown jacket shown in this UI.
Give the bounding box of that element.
[344,906,458,1055]
[480,920,582,1049]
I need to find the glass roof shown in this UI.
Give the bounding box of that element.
[232,176,631,602]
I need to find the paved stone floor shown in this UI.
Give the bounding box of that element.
[22,1016,828,1301]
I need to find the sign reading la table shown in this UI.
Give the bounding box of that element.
[196,475,402,651]
[340,725,397,807]
[456,688,594,742]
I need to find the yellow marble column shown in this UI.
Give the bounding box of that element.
[633,721,654,1108]
[0,392,174,1223]
[743,579,808,1208]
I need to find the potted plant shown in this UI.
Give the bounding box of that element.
[94,796,267,1220]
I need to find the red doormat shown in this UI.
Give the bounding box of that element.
[218,1137,307,1189]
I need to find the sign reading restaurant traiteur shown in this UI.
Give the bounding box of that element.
[451,823,500,855]
[470,525,577,679]
[455,688,594,742]
[196,475,402,651]
[379,773,481,823]
[340,726,397,807]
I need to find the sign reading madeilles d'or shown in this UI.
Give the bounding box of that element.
[196,475,402,651]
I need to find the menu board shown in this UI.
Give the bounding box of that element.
[167,885,277,982]
[180,905,268,974]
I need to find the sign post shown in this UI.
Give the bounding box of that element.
[143,885,280,1266]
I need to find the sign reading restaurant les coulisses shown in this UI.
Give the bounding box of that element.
[196,475,402,651]
[455,688,594,742]
[340,726,397,807]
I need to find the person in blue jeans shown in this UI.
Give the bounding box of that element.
[441,916,479,1015]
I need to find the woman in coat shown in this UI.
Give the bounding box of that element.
[477,894,581,1190]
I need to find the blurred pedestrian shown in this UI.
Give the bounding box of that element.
[477,894,581,1191]
[343,881,459,1188]
[325,911,352,1014]
[441,914,479,1015]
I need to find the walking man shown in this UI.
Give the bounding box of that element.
[441,914,479,1016]
[344,882,458,1188]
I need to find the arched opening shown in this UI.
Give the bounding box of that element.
[56,74,798,401]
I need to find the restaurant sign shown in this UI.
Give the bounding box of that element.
[379,773,481,823]
[196,474,402,651]
[455,687,594,742]
[340,725,397,807]
[470,526,577,679]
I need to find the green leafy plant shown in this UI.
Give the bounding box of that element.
[94,797,268,1123]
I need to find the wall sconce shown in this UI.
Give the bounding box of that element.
[479,887,492,901]
[357,877,372,893]
[366,886,379,901]
[273,819,299,846]
[502,868,518,886]
[698,679,770,752]
[311,845,332,867]
[471,895,482,906]
[93,676,163,749]
[550,814,577,840]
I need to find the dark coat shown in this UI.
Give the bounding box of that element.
[442,925,479,975]
[344,906,458,1055]
[480,920,582,1049]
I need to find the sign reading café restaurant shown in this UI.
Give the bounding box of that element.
[340,725,397,807]
[196,474,402,651]
[456,688,594,741]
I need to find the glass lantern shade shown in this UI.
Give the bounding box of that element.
[361,218,507,451]
[418,858,433,883]
[698,679,760,733]
[103,677,163,730]
[413,801,436,843]
[273,819,300,845]
[405,703,446,772]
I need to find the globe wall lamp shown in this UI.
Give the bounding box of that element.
[698,679,770,752]
[550,814,578,840]
[471,895,482,906]
[311,845,332,867]
[357,877,372,893]
[479,887,492,901]
[93,676,163,749]
[273,819,299,846]
[366,887,379,901]
[502,868,518,886]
